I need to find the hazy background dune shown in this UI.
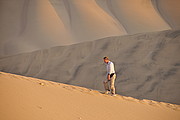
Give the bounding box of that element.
[152,0,180,29]
[95,0,170,34]
[0,0,180,57]
[1,30,180,104]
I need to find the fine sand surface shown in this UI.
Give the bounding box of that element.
[0,72,180,120]
[152,0,180,29]
[0,0,73,57]
[1,29,180,104]
[1,0,180,57]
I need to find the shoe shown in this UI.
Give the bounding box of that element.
[112,94,116,96]
[104,91,110,94]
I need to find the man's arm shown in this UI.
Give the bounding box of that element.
[107,74,111,80]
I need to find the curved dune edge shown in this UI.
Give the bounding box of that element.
[0,72,179,120]
[1,0,180,57]
[151,0,180,29]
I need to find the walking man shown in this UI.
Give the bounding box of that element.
[103,56,116,96]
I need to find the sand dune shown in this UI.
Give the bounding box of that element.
[0,72,179,120]
[1,1,180,119]
[95,0,170,34]
[152,0,180,29]
[1,0,180,57]
[50,0,126,41]
[1,29,180,104]
[0,0,73,57]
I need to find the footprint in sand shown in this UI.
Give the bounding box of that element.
[39,82,45,86]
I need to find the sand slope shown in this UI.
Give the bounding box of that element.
[0,72,179,120]
[1,0,180,57]
[1,29,180,104]
[0,0,73,57]
[95,0,170,34]
[152,0,180,29]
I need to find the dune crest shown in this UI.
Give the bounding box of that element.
[0,72,179,120]
[0,0,180,57]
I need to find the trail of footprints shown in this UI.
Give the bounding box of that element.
[36,79,180,111]
[2,72,180,111]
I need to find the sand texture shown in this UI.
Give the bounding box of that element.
[0,0,180,57]
[1,29,180,104]
[0,72,180,120]
[152,0,180,29]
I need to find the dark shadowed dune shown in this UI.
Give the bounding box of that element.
[0,30,180,104]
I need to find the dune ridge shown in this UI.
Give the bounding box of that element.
[0,71,180,120]
[152,0,180,29]
[1,29,180,104]
[0,0,180,57]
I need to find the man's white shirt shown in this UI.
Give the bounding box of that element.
[106,61,115,75]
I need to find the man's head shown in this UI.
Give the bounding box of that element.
[103,56,109,64]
